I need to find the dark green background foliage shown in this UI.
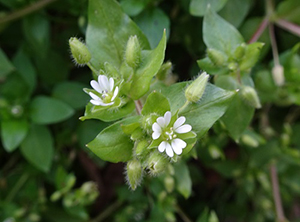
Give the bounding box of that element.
[1,0,300,221]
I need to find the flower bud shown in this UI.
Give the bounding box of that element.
[185,72,209,103]
[156,61,172,80]
[241,134,259,148]
[234,43,246,60]
[126,159,143,190]
[69,37,91,65]
[135,139,149,156]
[125,35,141,68]
[164,176,175,193]
[272,64,285,86]
[207,48,227,67]
[147,151,169,176]
[240,86,262,109]
[50,191,62,202]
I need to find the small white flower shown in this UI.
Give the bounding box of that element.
[152,111,192,158]
[89,75,119,106]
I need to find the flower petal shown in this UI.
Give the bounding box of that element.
[171,138,186,155]
[99,75,109,92]
[111,86,119,101]
[152,122,162,133]
[89,92,100,100]
[165,142,174,157]
[173,116,186,130]
[158,141,167,152]
[90,80,102,93]
[152,131,161,140]
[175,124,192,134]
[109,77,114,92]
[164,111,171,127]
[156,117,165,128]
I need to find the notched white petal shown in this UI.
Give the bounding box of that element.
[152,131,161,140]
[90,80,102,93]
[89,92,100,100]
[111,86,119,101]
[157,117,165,128]
[165,142,174,157]
[152,122,161,132]
[164,111,171,127]
[158,141,167,152]
[173,116,186,129]
[175,124,192,134]
[109,77,114,92]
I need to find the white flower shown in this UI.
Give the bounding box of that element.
[152,111,192,158]
[89,75,119,106]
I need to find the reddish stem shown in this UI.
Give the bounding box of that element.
[248,17,269,44]
[275,19,300,38]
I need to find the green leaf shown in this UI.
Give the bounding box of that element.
[12,48,36,92]
[120,0,146,16]
[219,0,251,27]
[221,93,255,141]
[22,14,50,58]
[174,161,192,199]
[1,119,29,152]
[190,0,228,17]
[87,116,138,163]
[130,31,167,99]
[52,81,89,110]
[276,0,300,24]
[141,91,170,116]
[203,6,244,54]
[20,124,54,172]
[135,8,170,49]
[181,84,235,137]
[239,42,264,71]
[29,96,75,124]
[86,0,150,70]
[80,99,135,122]
[0,48,14,80]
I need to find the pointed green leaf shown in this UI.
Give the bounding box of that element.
[30,96,74,124]
[203,6,244,54]
[174,161,192,199]
[130,31,167,99]
[1,119,29,152]
[87,116,139,163]
[0,48,14,80]
[141,91,170,116]
[20,124,54,172]
[86,0,150,70]
[190,0,228,17]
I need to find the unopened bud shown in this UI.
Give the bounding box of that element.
[272,65,285,86]
[147,151,169,176]
[50,191,62,202]
[69,37,91,65]
[125,35,141,68]
[135,139,149,156]
[185,72,209,103]
[164,176,175,193]
[126,159,143,190]
[241,134,259,147]
[240,86,261,109]
[156,61,172,80]
[234,43,246,60]
[207,48,227,67]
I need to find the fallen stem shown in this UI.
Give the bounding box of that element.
[5,172,29,202]
[270,164,286,222]
[0,0,57,25]
[275,19,300,38]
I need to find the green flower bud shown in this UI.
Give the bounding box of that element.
[239,42,264,71]
[228,62,238,71]
[156,61,172,80]
[104,62,120,79]
[240,86,262,109]
[241,134,259,148]
[135,139,149,156]
[234,43,246,60]
[207,48,227,67]
[185,72,209,103]
[28,213,40,222]
[147,151,169,176]
[141,113,159,133]
[69,37,91,65]
[130,128,144,141]
[164,176,175,193]
[126,159,143,190]
[272,64,285,86]
[50,191,62,202]
[280,133,290,147]
[125,35,141,68]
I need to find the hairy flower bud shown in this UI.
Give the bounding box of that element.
[207,48,227,67]
[156,61,172,80]
[147,151,169,176]
[125,35,141,68]
[185,72,209,103]
[69,37,91,65]
[240,86,262,109]
[135,139,149,156]
[234,43,246,60]
[126,159,143,190]
[272,64,285,86]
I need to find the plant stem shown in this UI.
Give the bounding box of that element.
[0,0,57,25]
[275,19,300,38]
[87,62,99,74]
[175,205,193,222]
[269,23,280,66]
[90,200,123,222]
[248,17,269,44]
[5,172,29,202]
[134,100,143,115]
[270,164,286,222]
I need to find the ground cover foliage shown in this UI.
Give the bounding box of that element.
[1,0,300,221]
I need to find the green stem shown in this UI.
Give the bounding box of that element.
[0,0,57,25]
[178,101,190,114]
[175,205,193,222]
[89,200,123,222]
[5,172,29,202]
[134,99,143,115]
[87,62,99,75]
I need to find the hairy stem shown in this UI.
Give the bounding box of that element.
[270,164,286,222]
[134,100,143,115]
[275,19,300,38]
[90,200,122,222]
[0,0,57,25]
[175,205,193,222]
